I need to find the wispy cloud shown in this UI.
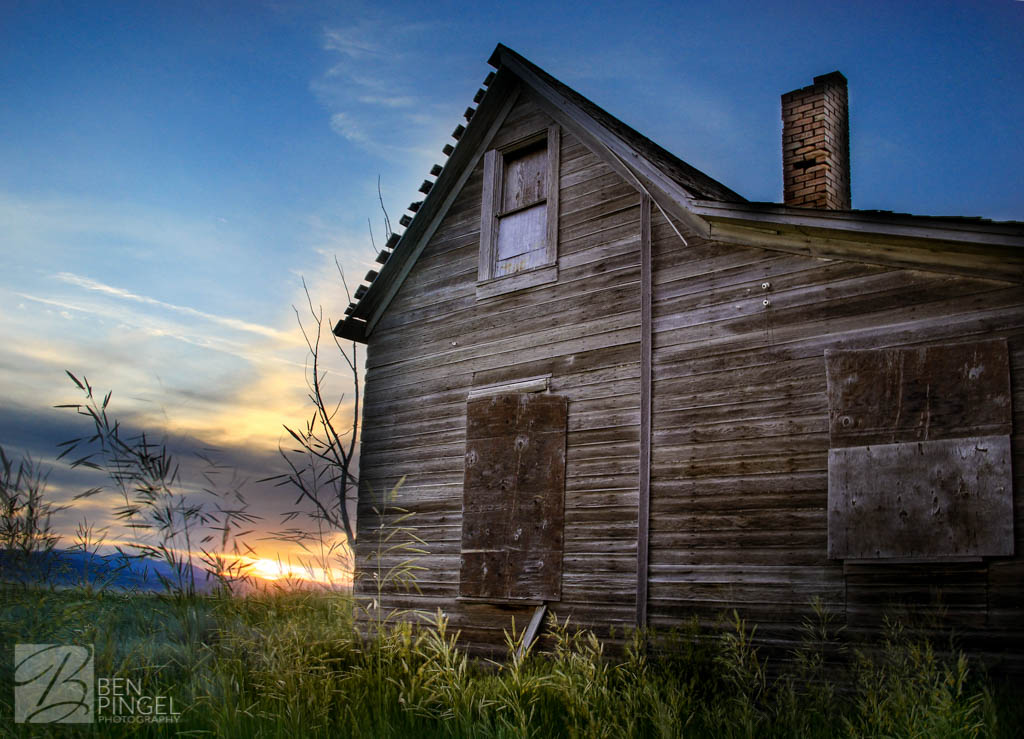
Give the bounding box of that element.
[11,290,304,373]
[2,292,322,458]
[53,272,294,342]
[3,251,365,456]
[329,112,369,144]
[323,24,384,60]
[310,14,456,160]
[0,193,239,266]
[356,95,416,108]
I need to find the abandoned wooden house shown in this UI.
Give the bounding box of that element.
[335,44,1024,667]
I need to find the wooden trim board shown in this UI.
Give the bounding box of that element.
[636,193,652,627]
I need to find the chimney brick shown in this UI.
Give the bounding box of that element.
[781,71,851,210]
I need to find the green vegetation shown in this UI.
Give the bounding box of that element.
[1,585,1020,737]
[0,448,65,586]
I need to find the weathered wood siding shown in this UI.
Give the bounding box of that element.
[355,90,1024,665]
[357,91,644,650]
[649,207,1024,667]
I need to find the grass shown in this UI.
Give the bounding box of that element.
[1,585,1020,737]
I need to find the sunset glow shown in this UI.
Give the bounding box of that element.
[245,557,352,588]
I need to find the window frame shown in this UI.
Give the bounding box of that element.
[477,125,560,299]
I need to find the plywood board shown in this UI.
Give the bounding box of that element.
[825,340,1011,447]
[828,435,1013,559]
[460,393,567,601]
[496,204,547,269]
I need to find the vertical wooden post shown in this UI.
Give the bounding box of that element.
[637,194,652,628]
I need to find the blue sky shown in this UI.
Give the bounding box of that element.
[1,0,1021,572]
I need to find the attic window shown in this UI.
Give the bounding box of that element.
[459,393,567,602]
[477,126,560,299]
[824,340,1014,561]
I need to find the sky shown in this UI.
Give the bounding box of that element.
[1,0,1021,581]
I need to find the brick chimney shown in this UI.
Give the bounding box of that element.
[781,71,850,210]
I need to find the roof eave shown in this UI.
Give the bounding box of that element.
[691,199,1024,247]
[691,200,1024,284]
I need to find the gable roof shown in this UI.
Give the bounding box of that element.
[490,45,743,205]
[336,45,1024,343]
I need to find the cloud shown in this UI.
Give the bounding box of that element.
[329,112,369,143]
[0,381,346,557]
[4,380,356,564]
[311,14,456,161]
[0,193,239,267]
[10,289,304,373]
[0,403,95,462]
[1,267,334,461]
[323,24,384,60]
[356,95,416,108]
[0,176,364,465]
[53,272,294,342]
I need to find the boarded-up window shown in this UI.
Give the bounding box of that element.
[459,393,567,601]
[479,126,560,288]
[825,339,1013,560]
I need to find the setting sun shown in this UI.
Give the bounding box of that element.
[245,557,351,587]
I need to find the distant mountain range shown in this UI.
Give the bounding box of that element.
[0,549,216,593]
